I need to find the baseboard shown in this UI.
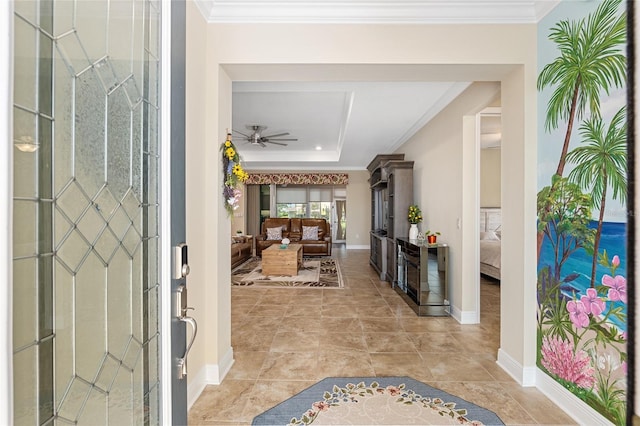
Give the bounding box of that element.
[346,244,369,250]
[535,368,614,426]
[496,348,535,386]
[449,305,479,324]
[187,347,235,410]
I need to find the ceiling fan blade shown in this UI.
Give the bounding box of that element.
[265,140,288,146]
[263,132,289,138]
[259,141,266,147]
[232,129,251,138]
[267,138,297,141]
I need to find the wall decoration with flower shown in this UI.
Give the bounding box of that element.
[536,1,627,423]
[221,132,248,216]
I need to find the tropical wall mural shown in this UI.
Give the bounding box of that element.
[536,0,627,424]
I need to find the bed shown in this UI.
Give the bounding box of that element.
[480,208,501,280]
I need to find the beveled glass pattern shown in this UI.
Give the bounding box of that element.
[13,0,162,424]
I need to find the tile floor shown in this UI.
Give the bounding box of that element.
[188,247,576,425]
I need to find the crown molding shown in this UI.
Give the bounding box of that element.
[194,1,560,24]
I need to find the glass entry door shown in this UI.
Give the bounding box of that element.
[11,0,179,423]
[333,198,347,242]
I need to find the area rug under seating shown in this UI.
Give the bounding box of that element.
[252,377,504,425]
[232,257,344,288]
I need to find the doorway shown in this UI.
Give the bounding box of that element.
[475,107,502,324]
[333,198,347,243]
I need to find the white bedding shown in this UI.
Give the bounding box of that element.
[480,208,501,280]
[480,239,501,269]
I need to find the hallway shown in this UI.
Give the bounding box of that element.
[188,249,575,425]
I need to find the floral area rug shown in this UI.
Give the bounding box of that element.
[252,377,504,426]
[232,257,344,288]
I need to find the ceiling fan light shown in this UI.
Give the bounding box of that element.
[315,146,322,150]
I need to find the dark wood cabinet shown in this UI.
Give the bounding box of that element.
[367,154,413,281]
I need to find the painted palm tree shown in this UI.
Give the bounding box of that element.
[537,0,626,177]
[565,106,627,288]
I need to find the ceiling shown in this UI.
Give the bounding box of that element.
[199,1,558,171]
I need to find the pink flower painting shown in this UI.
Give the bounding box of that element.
[580,288,605,317]
[602,274,627,303]
[566,299,589,328]
[541,335,595,389]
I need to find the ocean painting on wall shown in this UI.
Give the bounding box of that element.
[536,0,627,424]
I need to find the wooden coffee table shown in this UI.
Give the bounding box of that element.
[262,244,303,276]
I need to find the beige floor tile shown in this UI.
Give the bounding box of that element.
[270,330,321,352]
[421,352,496,381]
[188,380,255,425]
[321,304,360,318]
[226,351,268,380]
[370,352,434,381]
[247,303,288,317]
[318,317,363,332]
[284,302,323,317]
[433,380,540,425]
[408,331,465,352]
[191,250,573,426]
[317,331,368,352]
[355,304,396,317]
[241,380,317,423]
[258,351,320,380]
[360,317,404,332]
[316,350,376,377]
[277,315,325,332]
[363,332,418,352]
[500,382,578,425]
[232,330,276,352]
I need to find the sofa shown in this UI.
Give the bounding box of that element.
[231,235,253,269]
[256,218,332,257]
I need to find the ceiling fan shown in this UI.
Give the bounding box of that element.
[232,125,298,147]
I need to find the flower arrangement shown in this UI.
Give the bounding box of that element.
[407,205,422,224]
[221,132,249,216]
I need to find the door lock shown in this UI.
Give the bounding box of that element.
[173,243,190,279]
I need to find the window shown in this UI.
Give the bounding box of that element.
[276,187,307,218]
[275,186,336,221]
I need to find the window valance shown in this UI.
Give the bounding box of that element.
[245,173,348,185]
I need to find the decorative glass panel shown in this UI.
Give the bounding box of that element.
[12,258,37,349]
[13,16,37,110]
[13,0,162,423]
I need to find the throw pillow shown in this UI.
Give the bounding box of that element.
[266,227,282,240]
[302,225,319,240]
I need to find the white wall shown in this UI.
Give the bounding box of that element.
[480,149,501,207]
[186,15,539,394]
[185,1,233,405]
[500,65,538,375]
[345,170,370,248]
[398,82,501,314]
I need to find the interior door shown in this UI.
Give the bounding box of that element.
[11,0,186,423]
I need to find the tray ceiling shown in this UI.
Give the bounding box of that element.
[198,2,557,170]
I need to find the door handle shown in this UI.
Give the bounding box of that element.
[175,283,197,379]
[177,313,197,380]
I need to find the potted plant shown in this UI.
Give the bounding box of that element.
[407,205,422,240]
[425,230,440,244]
